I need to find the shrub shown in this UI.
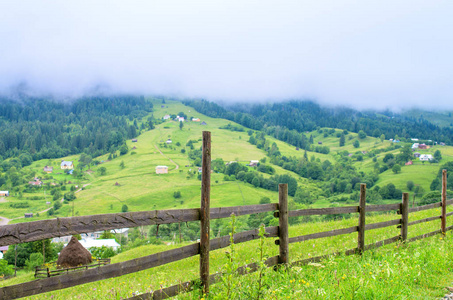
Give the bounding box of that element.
[25,253,43,271]
[121,204,128,212]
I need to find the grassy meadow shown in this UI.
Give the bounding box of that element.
[1,205,453,299]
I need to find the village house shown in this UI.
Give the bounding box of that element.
[28,178,42,186]
[166,139,172,144]
[163,114,171,120]
[418,144,428,150]
[0,191,9,197]
[405,161,413,166]
[175,116,185,122]
[411,143,419,149]
[132,139,138,142]
[43,166,53,173]
[80,238,121,252]
[0,246,8,254]
[200,121,207,125]
[156,166,168,174]
[249,160,259,167]
[24,213,33,218]
[440,142,446,146]
[413,152,421,158]
[419,154,433,161]
[192,118,200,122]
[318,141,322,145]
[61,161,74,170]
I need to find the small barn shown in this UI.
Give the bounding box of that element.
[24,213,33,218]
[156,166,168,174]
[132,139,138,142]
[200,121,207,125]
[249,160,259,167]
[57,236,92,268]
[43,166,53,173]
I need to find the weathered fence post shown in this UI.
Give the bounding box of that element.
[278,183,289,265]
[442,169,447,234]
[200,131,211,295]
[401,193,409,241]
[357,183,366,254]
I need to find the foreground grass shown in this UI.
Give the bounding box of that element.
[1,205,453,299]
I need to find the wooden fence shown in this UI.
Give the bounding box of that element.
[0,132,451,299]
[34,259,111,279]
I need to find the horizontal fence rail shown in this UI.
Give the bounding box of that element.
[0,204,278,247]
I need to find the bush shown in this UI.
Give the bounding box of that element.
[121,204,128,212]
[173,191,181,199]
[25,253,43,271]
[89,246,116,259]
[0,259,14,276]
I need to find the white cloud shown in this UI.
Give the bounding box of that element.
[0,0,452,109]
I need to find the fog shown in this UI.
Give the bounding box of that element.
[1,0,452,110]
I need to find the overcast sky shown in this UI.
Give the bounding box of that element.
[1,0,452,110]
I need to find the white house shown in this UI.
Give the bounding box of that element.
[0,191,9,197]
[61,161,74,170]
[412,143,419,149]
[249,160,259,167]
[163,115,171,120]
[175,116,185,122]
[419,154,433,161]
[156,166,169,174]
[80,238,121,251]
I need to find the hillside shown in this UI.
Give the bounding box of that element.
[1,98,453,223]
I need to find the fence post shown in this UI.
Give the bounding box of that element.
[442,169,447,234]
[357,183,366,254]
[278,183,289,265]
[200,131,211,295]
[401,193,409,241]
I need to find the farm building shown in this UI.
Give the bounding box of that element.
[249,160,259,167]
[61,161,74,170]
[318,141,322,145]
[175,116,185,122]
[132,139,138,142]
[192,118,200,122]
[418,144,428,150]
[414,152,421,158]
[43,166,53,173]
[412,143,419,149]
[201,121,207,125]
[80,238,121,252]
[0,246,8,254]
[156,166,168,174]
[24,213,33,218]
[166,139,172,144]
[0,191,9,197]
[163,114,171,120]
[405,161,413,166]
[419,154,433,161]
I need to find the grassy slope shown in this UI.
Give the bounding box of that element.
[4,99,453,222]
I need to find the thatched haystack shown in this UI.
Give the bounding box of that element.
[57,236,92,268]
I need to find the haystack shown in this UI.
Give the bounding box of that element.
[57,236,92,268]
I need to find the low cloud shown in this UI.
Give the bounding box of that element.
[1,0,452,110]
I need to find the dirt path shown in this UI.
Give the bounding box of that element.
[154,145,179,170]
[0,216,10,226]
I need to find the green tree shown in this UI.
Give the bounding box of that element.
[358,130,367,139]
[119,145,128,155]
[339,133,345,147]
[98,166,107,176]
[121,204,128,212]
[120,160,125,169]
[353,140,360,148]
[392,164,401,174]
[173,191,181,198]
[407,180,414,191]
[434,150,442,161]
[179,121,184,130]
